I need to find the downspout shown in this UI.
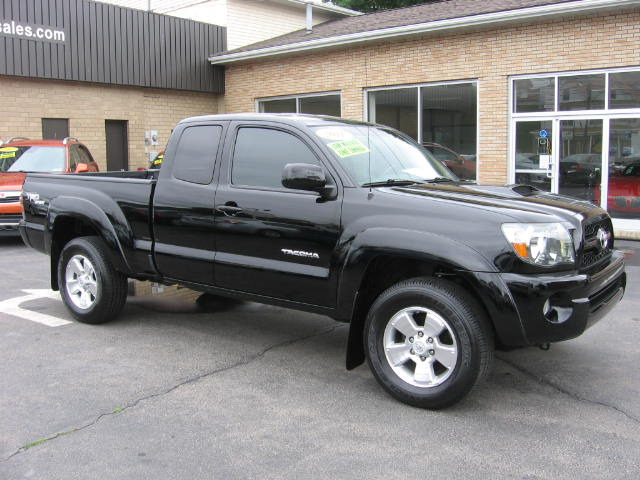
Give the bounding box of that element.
[306,2,313,32]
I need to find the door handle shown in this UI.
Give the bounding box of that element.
[216,205,244,216]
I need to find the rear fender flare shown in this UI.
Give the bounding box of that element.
[46,196,133,289]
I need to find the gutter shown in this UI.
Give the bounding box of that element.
[209,0,640,65]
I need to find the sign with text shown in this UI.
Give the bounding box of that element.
[0,19,66,44]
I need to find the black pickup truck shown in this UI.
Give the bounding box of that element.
[19,114,626,408]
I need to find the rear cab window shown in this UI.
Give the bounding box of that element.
[172,125,223,184]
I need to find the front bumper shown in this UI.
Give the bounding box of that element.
[0,213,21,236]
[499,250,626,345]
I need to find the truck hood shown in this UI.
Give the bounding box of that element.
[385,182,605,227]
[0,172,26,191]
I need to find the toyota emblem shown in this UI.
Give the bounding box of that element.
[596,228,610,250]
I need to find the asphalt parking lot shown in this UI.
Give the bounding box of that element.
[1,236,639,479]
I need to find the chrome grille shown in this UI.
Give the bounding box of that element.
[581,217,613,269]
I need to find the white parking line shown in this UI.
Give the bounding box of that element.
[0,289,72,327]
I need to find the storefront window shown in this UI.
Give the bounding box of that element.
[299,95,340,116]
[368,88,418,140]
[558,74,605,111]
[512,68,640,224]
[259,98,296,113]
[513,78,555,113]
[367,82,477,180]
[609,71,640,109]
[608,118,640,219]
[258,93,341,116]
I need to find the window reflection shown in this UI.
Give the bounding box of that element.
[558,74,605,111]
[514,78,555,112]
[609,71,640,109]
[607,118,640,219]
[369,88,418,140]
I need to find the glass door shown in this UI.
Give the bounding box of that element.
[514,120,554,192]
[557,119,603,203]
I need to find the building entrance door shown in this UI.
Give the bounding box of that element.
[105,120,129,171]
[558,119,603,203]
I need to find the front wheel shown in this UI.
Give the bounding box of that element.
[365,277,494,409]
[58,236,128,324]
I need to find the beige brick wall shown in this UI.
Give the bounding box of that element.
[0,76,221,171]
[224,11,640,184]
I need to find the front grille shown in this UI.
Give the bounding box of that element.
[0,214,22,223]
[580,216,613,270]
[0,196,20,204]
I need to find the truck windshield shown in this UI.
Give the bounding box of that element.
[311,125,456,186]
[6,146,66,173]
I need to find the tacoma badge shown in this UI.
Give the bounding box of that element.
[281,248,320,259]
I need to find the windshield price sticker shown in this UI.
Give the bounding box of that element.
[328,139,370,158]
[0,147,18,159]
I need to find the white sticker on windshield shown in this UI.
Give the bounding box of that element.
[315,127,354,141]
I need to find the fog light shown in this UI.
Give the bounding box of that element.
[543,293,574,324]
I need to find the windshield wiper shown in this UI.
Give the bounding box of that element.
[423,177,455,183]
[361,179,420,187]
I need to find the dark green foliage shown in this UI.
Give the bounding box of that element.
[333,0,439,13]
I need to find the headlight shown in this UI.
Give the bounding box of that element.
[501,223,575,267]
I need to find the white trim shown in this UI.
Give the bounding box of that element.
[209,0,640,64]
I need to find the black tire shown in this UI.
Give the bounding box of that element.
[365,277,493,409]
[58,236,128,324]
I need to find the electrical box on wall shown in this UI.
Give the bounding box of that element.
[144,130,159,146]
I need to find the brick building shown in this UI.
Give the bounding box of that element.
[211,0,640,233]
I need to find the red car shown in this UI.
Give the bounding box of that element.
[596,162,640,216]
[422,142,476,180]
[0,137,99,235]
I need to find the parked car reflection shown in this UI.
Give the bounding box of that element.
[422,142,476,180]
[598,162,640,217]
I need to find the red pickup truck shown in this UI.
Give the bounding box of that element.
[0,137,99,235]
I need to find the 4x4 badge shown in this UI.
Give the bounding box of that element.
[597,228,610,249]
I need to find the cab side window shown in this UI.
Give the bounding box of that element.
[69,145,81,171]
[77,145,95,166]
[231,127,319,189]
[172,125,222,184]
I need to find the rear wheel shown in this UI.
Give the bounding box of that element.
[365,277,493,409]
[58,236,128,324]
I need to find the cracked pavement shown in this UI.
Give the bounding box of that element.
[1,237,639,479]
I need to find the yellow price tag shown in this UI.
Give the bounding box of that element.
[327,139,370,158]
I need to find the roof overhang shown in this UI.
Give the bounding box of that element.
[209,0,640,65]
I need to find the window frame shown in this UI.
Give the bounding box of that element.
[511,66,640,117]
[256,91,342,116]
[226,123,334,195]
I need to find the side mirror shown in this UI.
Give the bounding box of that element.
[282,163,326,192]
[75,162,89,173]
